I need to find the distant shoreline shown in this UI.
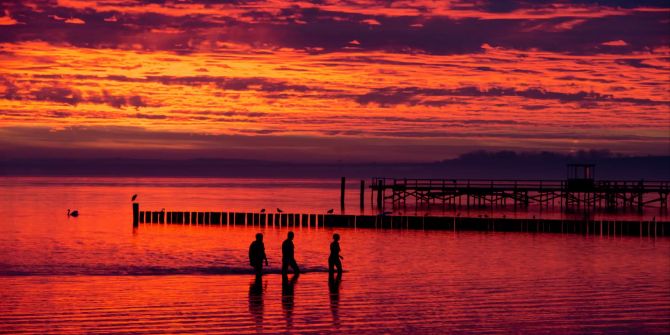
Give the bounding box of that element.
[1,153,669,179]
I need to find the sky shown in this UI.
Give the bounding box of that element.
[0,0,668,162]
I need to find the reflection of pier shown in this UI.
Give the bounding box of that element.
[370,165,669,212]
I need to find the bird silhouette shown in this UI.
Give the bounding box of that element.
[131,194,138,201]
[277,208,283,213]
[260,208,266,213]
[327,209,334,214]
[67,209,79,217]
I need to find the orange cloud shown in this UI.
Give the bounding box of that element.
[0,10,18,25]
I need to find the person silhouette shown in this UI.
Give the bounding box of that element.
[329,233,343,277]
[282,231,300,276]
[249,233,268,275]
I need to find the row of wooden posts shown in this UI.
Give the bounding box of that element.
[133,206,331,228]
[131,203,667,237]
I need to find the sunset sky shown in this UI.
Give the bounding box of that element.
[0,0,668,162]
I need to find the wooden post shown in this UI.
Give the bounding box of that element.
[132,203,139,227]
[360,180,365,212]
[377,180,383,211]
[341,177,346,213]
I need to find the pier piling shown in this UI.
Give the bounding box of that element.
[341,177,346,213]
[360,180,365,211]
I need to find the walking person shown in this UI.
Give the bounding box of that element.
[282,231,300,276]
[249,233,268,276]
[329,233,343,277]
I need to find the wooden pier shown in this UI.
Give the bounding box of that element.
[132,204,669,237]
[369,165,669,212]
[370,178,670,212]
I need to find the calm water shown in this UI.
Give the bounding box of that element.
[1,177,669,334]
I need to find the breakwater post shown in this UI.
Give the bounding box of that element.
[132,202,139,228]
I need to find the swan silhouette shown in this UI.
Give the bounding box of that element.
[276,208,283,213]
[260,208,266,213]
[67,209,79,217]
[327,209,334,214]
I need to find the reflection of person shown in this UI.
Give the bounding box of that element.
[282,273,298,329]
[282,231,300,276]
[249,233,268,275]
[329,272,342,328]
[248,275,265,330]
[329,233,343,277]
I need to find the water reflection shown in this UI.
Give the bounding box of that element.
[248,275,265,332]
[329,273,342,328]
[282,274,299,329]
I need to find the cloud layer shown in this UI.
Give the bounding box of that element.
[0,0,668,161]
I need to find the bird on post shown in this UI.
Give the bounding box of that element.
[67,209,79,217]
[131,194,138,201]
[276,208,283,213]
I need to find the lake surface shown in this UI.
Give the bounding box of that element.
[1,177,669,334]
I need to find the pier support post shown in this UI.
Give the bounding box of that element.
[132,203,139,227]
[341,177,346,214]
[360,180,365,212]
[377,180,383,211]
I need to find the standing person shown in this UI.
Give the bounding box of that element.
[249,233,268,276]
[282,231,300,276]
[329,233,343,277]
